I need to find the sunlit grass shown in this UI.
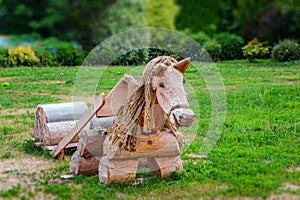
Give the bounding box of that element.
[0,60,299,199]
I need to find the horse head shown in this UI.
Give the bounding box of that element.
[149,57,195,127]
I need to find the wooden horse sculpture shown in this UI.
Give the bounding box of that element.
[98,56,195,183]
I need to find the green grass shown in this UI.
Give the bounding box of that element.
[0,60,299,199]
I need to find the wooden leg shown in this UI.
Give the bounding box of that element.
[70,151,99,175]
[99,156,138,184]
[58,150,65,160]
[148,156,183,178]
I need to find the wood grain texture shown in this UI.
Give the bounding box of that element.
[104,130,180,160]
[148,156,183,178]
[77,129,105,157]
[43,121,79,145]
[70,151,99,175]
[98,156,138,184]
[52,93,105,158]
[90,116,114,130]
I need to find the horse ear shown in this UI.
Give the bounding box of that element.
[154,63,168,75]
[173,57,191,74]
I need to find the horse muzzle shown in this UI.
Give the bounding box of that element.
[170,108,195,127]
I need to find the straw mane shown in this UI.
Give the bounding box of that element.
[107,56,183,152]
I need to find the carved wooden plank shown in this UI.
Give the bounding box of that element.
[96,79,129,117]
[52,93,105,158]
[104,130,180,160]
[96,77,138,117]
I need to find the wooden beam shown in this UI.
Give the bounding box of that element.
[52,93,106,158]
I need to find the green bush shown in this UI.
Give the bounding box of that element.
[215,32,245,60]
[242,38,270,61]
[181,29,211,45]
[0,43,88,67]
[8,45,40,67]
[113,49,148,66]
[203,40,222,61]
[271,39,300,62]
[56,47,87,66]
[35,49,57,67]
[0,47,9,68]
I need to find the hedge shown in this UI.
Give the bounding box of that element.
[0,46,88,67]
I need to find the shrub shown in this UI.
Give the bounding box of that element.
[56,47,87,66]
[215,32,245,60]
[242,38,270,61]
[181,29,211,45]
[203,40,222,61]
[272,39,300,62]
[35,49,57,67]
[8,45,40,67]
[112,49,148,66]
[111,48,184,66]
[0,47,9,68]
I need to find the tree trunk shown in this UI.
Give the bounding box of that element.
[34,102,88,142]
[42,121,80,145]
[90,116,114,130]
[35,101,88,123]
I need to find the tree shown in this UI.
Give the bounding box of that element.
[0,0,116,48]
[0,0,47,34]
[146,0,179,29]
[92,0,146,43]
[233,0,276,41]
[175,0,224,36]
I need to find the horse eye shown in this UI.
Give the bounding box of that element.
[159,82,165,88]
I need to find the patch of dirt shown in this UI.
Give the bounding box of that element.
[0,155,54,191]
[25,192,57,200]
[288,166,300,172]
[0,108,36,116]
[0,77,14,82]
[186,153,208,164]
[267,193,300,200]
[55,94,73,102]
[272,75,300,86]
[15,79,66,85]
[265,182,300,200]
[282,182,299,191]
[273,80,300,86]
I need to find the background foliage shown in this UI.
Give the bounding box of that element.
[1,0,299,50]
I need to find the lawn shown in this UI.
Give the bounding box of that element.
[0,60,299,199]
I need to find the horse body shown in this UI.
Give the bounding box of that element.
[99,56,195,183]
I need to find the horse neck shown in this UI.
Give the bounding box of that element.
[148,92,166,132]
